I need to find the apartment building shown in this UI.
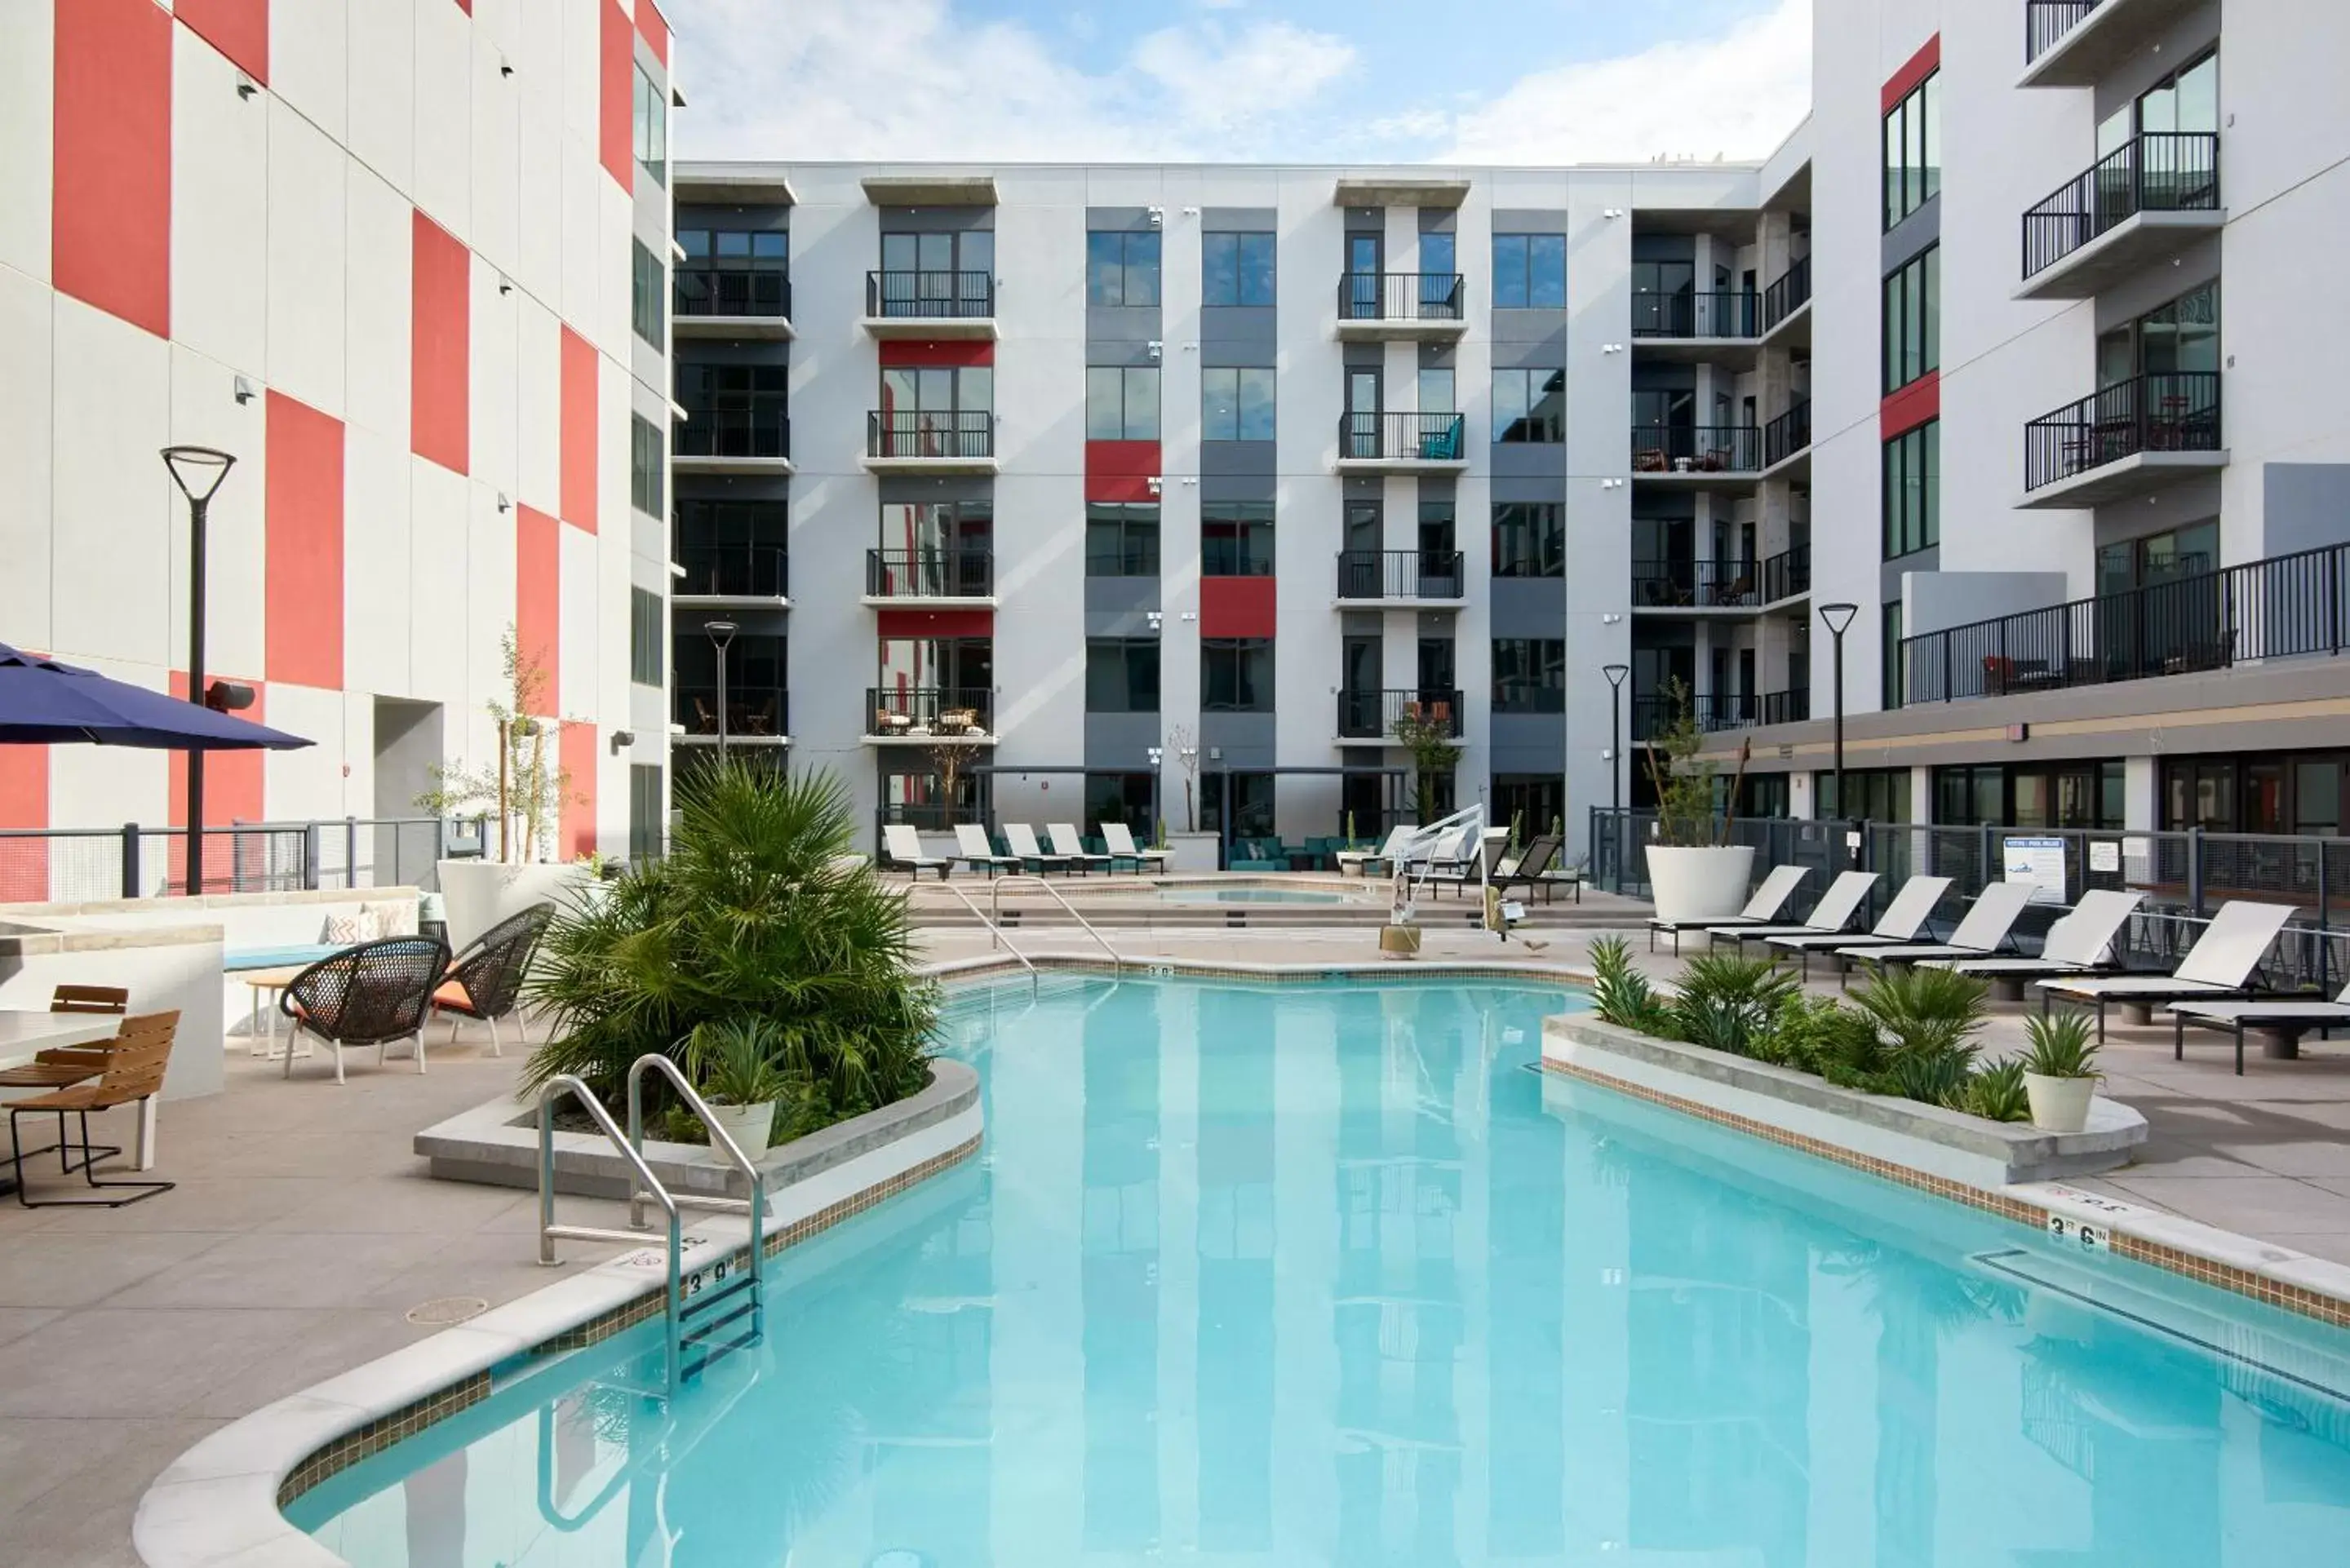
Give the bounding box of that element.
[0,0,677,892]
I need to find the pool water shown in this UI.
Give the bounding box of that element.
[295,977,2350,1566]
[1154,887,1359,905]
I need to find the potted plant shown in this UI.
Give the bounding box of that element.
[1639,679,1756,924]
[683,1017,790,1161]
[2020,1010,2100,1132]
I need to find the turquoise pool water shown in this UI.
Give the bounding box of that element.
[295,977,2350,1566]
[1154,887,1359,905]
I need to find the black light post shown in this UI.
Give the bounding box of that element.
[703,620,738,758]
[162,445,236,895]
[1602,663,1629,813]
[1819,602,1858,822]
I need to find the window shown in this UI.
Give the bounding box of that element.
[1201,367,1275,442]
[632,62,666,186]
[1492,638,1567,714]
[630,588,663,686]
[877,231,994,317]
[1085,639,1161,713]
[627,764,663,862]
[1086,773,1156,834]
[1203,233,1275,307]
[1492,502,1565,578]
[1086,503,1160,577]
[1202,639,1274,711]
[1087,230,1162,307]
[1882,419,1939,559]
[1882,601,1904,711]
[880,767,989,831]
[1492,775,1567,840]
[1202,503,1274,576]
[1492,234,1567,309]
[1201,773,1276,840]
[675,228,787,317]
[1882,245,1938,394]
[1882,70,1939,230]
[630,414,663,515]
[1085,366,1160,440]
[631,239,663,348]
[675,498,787,596]
[1492,368,1564,443]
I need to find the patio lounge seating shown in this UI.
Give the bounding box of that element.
[1919,889,2144,996]
[953,823,1019,877]
[431,902,554,1056]
[1706,870,1879,953]
[2036,901,2298,1043]
[883,823,951,880]
[1423,835,1507,897]
[281,936,450,1083]
[1836,879,2040,979]
[1651,864,1807,955]
[1337,826,1414,878]
[1100,822,1168,873]
[2170,978,2350,1075]
[0,986,135,1169]
[1047,823,1116,875]
[1764,875,1953,978]
[7,1010,179,1208]
[1489,835,1563,902]
[1002,822,1074,875]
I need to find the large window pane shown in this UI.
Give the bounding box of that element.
[1203,233,1239,307]
[1492,235,1528,309]
[1922,246,1940,374]
[1088,232,1125,305]
[1124,232,1161,307]
[1202,368,1238,441]
[1920,74,1941,202]
[1527,234,1567,308]
[1492,370,1528,441]
[1883,104,1904,229]
[1238,233,1275,305]
[1237,368,1275,441]
[1087,366,1124,439]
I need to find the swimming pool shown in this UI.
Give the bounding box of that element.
[1153,886,1361,905]
[293,977,2350,1565]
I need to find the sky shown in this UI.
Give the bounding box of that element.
[672,0,1812,167]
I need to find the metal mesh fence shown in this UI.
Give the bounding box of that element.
[0,818,469,903]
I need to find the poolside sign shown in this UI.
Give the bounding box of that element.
[2002,837,2067,904]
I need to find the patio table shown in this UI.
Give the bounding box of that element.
[0,1009,154,1185]
[237,967,314,1062]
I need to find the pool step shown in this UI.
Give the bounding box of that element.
[677,1269,763,1383]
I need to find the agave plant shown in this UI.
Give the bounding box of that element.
[1666,952,1800,1058]
[2020,1009,2100,1079]
[1587,936,1673,1034]
[1962,1059,2033,1123]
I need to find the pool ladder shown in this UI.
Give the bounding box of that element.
[536,1054,769,1393]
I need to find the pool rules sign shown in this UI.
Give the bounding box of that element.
[2002,837,2068,904]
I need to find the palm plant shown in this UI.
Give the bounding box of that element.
[1848,963,1991,1057]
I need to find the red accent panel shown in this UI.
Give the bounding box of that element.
[560,328,599,534]
[561,723,598,860]
[1882,34,1940,111]
[264,392,345,691]
[0,747,48,903]
[876,609,993,639]
[599,0,633,190]
[516,505,562,718]
[52,0,172,338]
[175,0,269,82]
[454,0,472,12]
[878,340,995,368]
[411,211,471,475]
[1200,577,1277,639]
[1881,371,1940,439]
[1085,441,1159,502]
[167,674,265,893]
[636,0,670,66]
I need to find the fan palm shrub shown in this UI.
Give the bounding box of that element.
[525,757,936,1137]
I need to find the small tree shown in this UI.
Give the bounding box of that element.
[1165,723,1201,832]
[1639,677,1750,847]
[1392,711,1462,824]
[415,627,576,862]
[924,736,976,826]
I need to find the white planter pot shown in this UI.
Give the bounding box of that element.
[1643,844,1756,925]
[436,860,592,951]
[701,1100,777,1162]
[1163,832,1222,875]
[2024,1073,2097,1134]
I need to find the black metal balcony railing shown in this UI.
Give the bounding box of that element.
[1760,543,1811,604]
[1763,399,1811,467]
[1760,255,1811,332]
[675,408,790,460]
[865,270,994,319]
[1632,559,1760,610]
[676,545,788,599]
[1338,688,1465,740]
[2024,370,2220,492]
[1336,550,1465,600]
[1340,411,1466,462]
[1493,682,1567,717]
[2026,1,2101,64]
[1337,272,1465,323]
[673,268,790,319]
[676,684,787,739]
[1900,542,2350,706]
[867,687,994,735]
[867,410,994,460]
[865,548,995,599]
[1630,424,1762,474]
[1629,690,1804,741]
[1630,290,1758,340]
[2022,131,2219,279]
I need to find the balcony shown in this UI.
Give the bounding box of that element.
[1762,398,1811,473]
[1334,412,1467,473]
[1759,256,1811,345]
[674,545,789,606]
[673,409,792,475]
[1334,272,1468,339]
[861,271,996,339]
[1337,688,1463,742]
[1334,549,1465,607]
[1898,543,2350,705]
[2020,371,2224,508]
[1630,689,1806,742]
[674,685,788,745]
[2018,132,2222,299]
[1631,424,1762,485]
[1760,543,1811,605]
[864,687,996,744]
[672,268,793,339]
[862,548,996,608]
[1631,290,1760,366]
[2020,0,2209,89]
[862,410,997,475]
[1632,559,1762,613]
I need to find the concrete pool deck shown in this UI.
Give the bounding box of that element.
[2,921,2348,1562]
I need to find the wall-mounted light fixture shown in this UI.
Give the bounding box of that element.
[1146,476,1164,495]
[235,72,259,100]
[499,55,515,78]
[498,277,513,296]
[610,729,635,754]
[232,375,257,405]
[1147,207,1165,227]
[1146,340,1163,361]
[496,492,512,514]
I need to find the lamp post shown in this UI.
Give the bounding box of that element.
[162,446,236,895]
[1602,663,1629,813]
[703,619,738,759]
[1819,602,1859,823]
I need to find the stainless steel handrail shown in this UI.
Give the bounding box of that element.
[625,1056,768,1324]
[935,878,1040,990]
[989,873,1127,973]
[539,1074,685,1392]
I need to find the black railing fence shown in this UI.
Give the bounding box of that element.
[1628,691,1799,739]
[1337,549,1465,600]
[675,545,788,599]
[1338,688,1464,740]
[2024,370,2219,492]
[1761,544,1811,604]
[865,270,995,318]
[2026,2,2100,64]
[673,268,790,319]
[2023,131,2219,279]
[0,817,469,903]
[676,408,790,460]
[866,547,995,599]
[867,687,995,734]
[1761,255,1811,331]
[1633,558,1760,609]
[1632,424,1763,474]
[867,410,994,460]
[1763,399,1811,467]
[676,684,787,739]
[1337,272,1465,322]
[1340,411,1467,462]
[1630,290,1758,339]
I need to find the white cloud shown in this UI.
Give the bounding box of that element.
[1131,21,1357,138]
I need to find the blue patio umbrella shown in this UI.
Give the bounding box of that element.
[0,643,313,750]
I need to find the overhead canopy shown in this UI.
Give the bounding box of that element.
[0,643,313,751]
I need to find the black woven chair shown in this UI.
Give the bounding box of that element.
[279,936,450,1083]
[431,901,556,1056]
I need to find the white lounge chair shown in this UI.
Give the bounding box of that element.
[1651,864,1807,955]
[1765,875,1953,978]
[1046,823,1115,875]
[1002,822,1073,875]
[1707,870,1879,954]
[952,823,1018,878]
[881,824,950,881]
[2171,977,2350,1075]
[1099,822,1168,872]
[1337,826,1413,878]
[1838,879,2041,976]
[1921,888,2145,999]
[2037,900,2298,1042]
